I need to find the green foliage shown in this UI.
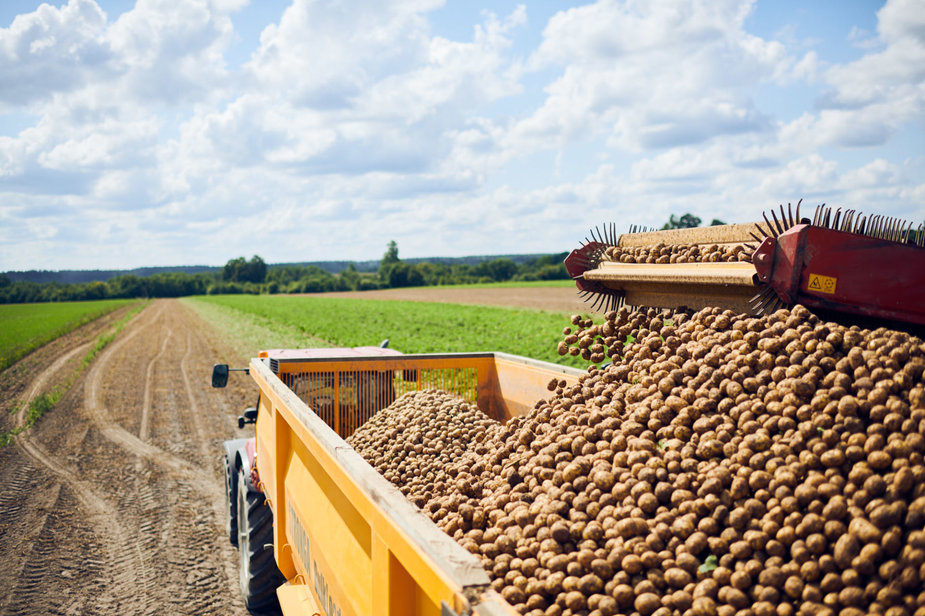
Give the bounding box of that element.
[0,300,135,372]
[698,554,719,574]
[661,213,702,230]
[661,214,727,230]
[193,295,585,366]
[223,255,267,283]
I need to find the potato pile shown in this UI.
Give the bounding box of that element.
[345,304,925,616]
[601,243,751,264]
[422,305,925,616]
[346,389,501,508]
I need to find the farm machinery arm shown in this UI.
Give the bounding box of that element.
[566,203,925,326]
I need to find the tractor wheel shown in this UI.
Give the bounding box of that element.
[236,470,285,614]
[224,453,238,547]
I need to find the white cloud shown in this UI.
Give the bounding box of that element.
[0,0,923,271]
[0,0,109,107]
[505,0,796,154]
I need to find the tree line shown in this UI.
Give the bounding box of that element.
[1,212,734,304]
[0,248,569,304]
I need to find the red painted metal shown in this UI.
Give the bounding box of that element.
[753,224,925,325]
[564,241,614,300]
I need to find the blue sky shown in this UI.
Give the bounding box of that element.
[1,0,922,271]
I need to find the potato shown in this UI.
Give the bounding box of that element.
[348,302,925,616]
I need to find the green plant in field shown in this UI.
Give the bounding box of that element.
[0,299,135,372]
[189,295,585,367]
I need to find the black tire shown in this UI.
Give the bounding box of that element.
[237,470,285,615]
[224,453,238,547]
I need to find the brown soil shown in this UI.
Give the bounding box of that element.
[314,285,590,314]
[0,299,254,616]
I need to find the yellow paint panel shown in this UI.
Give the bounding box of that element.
[807,273,837,294]
[285,438,372,616]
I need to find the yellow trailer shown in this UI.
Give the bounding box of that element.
[214,349,583,616]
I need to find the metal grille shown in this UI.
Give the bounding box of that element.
[282,366,478,438]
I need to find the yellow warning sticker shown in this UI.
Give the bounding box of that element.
[807,273,837,294]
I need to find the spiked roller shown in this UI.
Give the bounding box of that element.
[566,201,925,326]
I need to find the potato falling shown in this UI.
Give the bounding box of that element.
[349,304,925,616]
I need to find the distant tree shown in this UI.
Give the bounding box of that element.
[474,258,518,282]
[0,274,10,288]
[222,257,246,282]
[223,255,266,283]
[386,262,423,288]
[339,263,360,290]
[379,241,401,283]
[382,241,399,266]
[661,213,702,230]
[710,219,726,226]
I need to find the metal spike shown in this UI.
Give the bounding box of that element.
[855,215,866,235]
[841,210,854,232]
[771,209,785,235]
[794,199,802,226]
[822,207,832,229]
[832,208,842,231]
[812,205,822,226]
[754,220,775,239]
[762,212,779,238]
[786,202,793,227]
[748,232,765,244]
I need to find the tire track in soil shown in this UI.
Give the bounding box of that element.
[82,304,211,490]
[15,341,92,430]
[13,414,150,616]
[7,303,157,615]
[139,326,174,442]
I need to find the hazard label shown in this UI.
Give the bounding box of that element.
[807,273,837,295]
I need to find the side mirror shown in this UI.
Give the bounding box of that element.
[212,364,229,388]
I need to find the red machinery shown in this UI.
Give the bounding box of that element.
[566,203,925,326]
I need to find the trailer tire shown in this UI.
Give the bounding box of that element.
[237,470,285,615]
[224,453,238,547]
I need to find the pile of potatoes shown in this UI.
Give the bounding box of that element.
[601,243,752,264]
[346,389,501,508]
[351,305,925,616]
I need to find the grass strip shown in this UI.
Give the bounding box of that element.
[0,301,148,447]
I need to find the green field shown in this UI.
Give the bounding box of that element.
[0,299,135,371]
[187,294,584,366]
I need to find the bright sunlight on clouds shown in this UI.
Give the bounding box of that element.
[1,0,923,270]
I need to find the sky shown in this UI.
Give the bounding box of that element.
[0,0,923,272]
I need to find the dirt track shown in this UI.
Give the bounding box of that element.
[0,300,252,615]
